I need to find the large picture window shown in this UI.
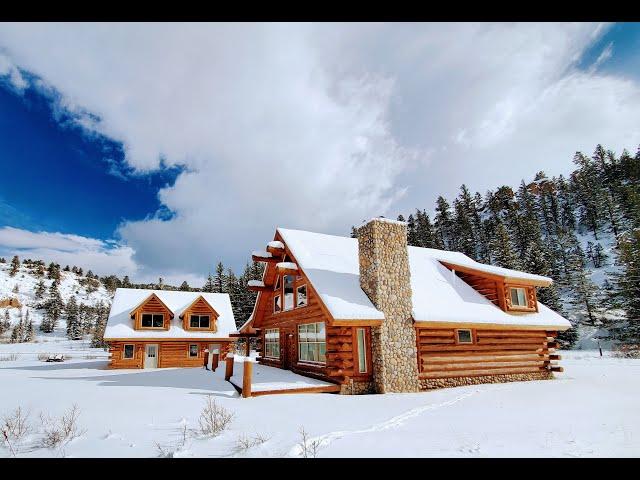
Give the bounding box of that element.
[190,315,210,328]
[296,284,308,307]
[298,322,326,363]
[510,287,528,307]
[283,275,295,311]
[141,313,164,328]
[264,329,280,359]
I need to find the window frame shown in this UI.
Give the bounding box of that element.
[509,287,529,308]
[273,295,282,314]
[123,344,135,359]
[188,344,199,358]
[456,329,474,344]
[189,314,211,329]
[296,284,308,308]
[356,328,368,374]
[283,274,295,311]
[140,312,165,329]
[264,328,281,360]
[297,322,326,365]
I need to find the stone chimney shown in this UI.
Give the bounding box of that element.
[357,217,420,393]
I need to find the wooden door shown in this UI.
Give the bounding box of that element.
[282,333,291,369]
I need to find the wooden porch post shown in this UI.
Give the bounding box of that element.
[245,337,250,357]
[211,353,219,371]
[225,355,234,381]
[242,360,253,398]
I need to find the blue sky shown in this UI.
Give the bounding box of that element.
[0,23,638,284]
[0,83,181,239]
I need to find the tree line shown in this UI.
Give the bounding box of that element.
[351,144,640,349]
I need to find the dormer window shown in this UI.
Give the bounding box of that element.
[190,315,210,329]
[141,313,164,328]
[510,287,528,307]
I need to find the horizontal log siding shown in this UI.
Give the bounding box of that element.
[416,327,558,380]
[108,341,233,369]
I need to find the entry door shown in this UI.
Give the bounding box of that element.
[207,343,220,369]
[283,332,295,369]
[144,344,158,369]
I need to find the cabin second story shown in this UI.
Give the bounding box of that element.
[104,289,237,341]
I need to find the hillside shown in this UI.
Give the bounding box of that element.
[0,259,113,358]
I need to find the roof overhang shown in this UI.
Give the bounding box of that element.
[439,261,552,287]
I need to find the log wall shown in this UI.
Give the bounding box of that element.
[416,327,558,382]
[108,341,233,369]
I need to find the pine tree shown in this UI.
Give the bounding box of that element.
[41,281,64,333]
[406,214,418,246]
[23,310,34,342]
[122,275,132,288]
[0,309,9,336]
[607,229,640,344]
[213,262,226,293]
[65,296,82,340]
[202,273,215,293]
[434,196,454,250]
[489,221,519,269]
[9,255,20,277]
[179,281,191,291]
[91,302,109,348]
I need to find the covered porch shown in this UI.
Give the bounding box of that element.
[225,356,341,397]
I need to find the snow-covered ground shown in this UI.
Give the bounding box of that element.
[0,350,637,458]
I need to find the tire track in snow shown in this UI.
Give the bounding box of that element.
[288,388,483,457]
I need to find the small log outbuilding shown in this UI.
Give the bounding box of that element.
[104,289,237,369]
[239,218,571,394]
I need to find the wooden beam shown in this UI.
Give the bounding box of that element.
[242,360,253,398]
[414,321,570,331]
[247,285,273,293]
[251,254,280,264]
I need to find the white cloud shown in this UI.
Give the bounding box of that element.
[0,22,638,277]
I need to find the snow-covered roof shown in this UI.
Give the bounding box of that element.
[428,248,552,285]
[104,289,237,340]
[275,228,570,329]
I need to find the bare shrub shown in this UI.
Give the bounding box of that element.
[613,344,640,359]
[37,353,50,361]
[297,426,321,458]
[198,396,233,437]
[2,406,31,440]
[232,432,269,454]
[39,404,85,449]
[0,354,18,361]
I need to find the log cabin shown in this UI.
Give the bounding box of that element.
[238,217,571,394]
[104,289,237,369]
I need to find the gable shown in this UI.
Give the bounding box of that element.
[180,295,219,332]
[130,293,173,330]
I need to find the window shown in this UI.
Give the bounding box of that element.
[510,287,528,307]
[274,275,281,291]
[298,322,326,363]
[457,329,473,344]
[284,275,294,311]
[190,315,210,328]
[123,344,134,359]
[141,313,164,328]
[264,329,280,359]
[296,284,308,307]
[356,328,367,373]
[189,344,199,357]
[273,295,281,313]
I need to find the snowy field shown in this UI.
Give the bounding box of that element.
[0,350,638,458]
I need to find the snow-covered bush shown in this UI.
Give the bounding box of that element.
[297,426,321,458]
[2,406,31,441]
[613,344,640,359]
[39,404,84,448]
[198,396,233,437]
[232,432,269,454]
